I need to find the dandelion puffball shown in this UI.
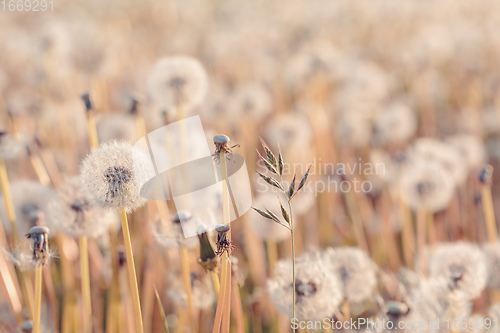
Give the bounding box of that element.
[398,159,455,213]
[147,56,208,114]
[428,242,487,300]
[79,141,155,212]
[47,177,118,238]
[268,252,342,320]
[0,181,60,237]
[322,247,377,303]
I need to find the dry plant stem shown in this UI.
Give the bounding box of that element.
[288,200,296,327]
[417,208,427,276]
[119,207,144,333]
[180,246,194,318]
[212,258,227,333]
[0,159,19,243]
[221,151,232,333]
[342,300,350,320]
[231,281,245,333]
[0,158,36,317]
[86,111,99,149]
[344,191,369,253]
[79,236,92,332]
[399,198,415,268]
[211,270,220,295]
[481,184,498,243]
[33,264,43,333]
[29,154,51,186]
[0,250,22,321]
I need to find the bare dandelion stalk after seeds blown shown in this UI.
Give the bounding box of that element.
[253,139,311,329]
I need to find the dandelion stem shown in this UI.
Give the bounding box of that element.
[0,158,19,243]
[481,184,498,243]
[79,235,92,332]
[33,264,43,333]
[119,207,144,333]
[29,154,51,186]
[417,208,427,276]
[221,151,232,333]
[211,270,220,295]
[180,246,195,319]
[86,112,99,149]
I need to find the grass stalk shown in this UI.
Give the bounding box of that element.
[211,270,220,295]
[119,207,144,333]
[416,208,427,276]
[179,246,194,319]
[79,236,92,332]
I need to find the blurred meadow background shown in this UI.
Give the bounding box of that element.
[3,0,500,332]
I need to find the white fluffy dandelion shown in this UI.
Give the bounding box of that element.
[398,159,455,213]
[428,242,487,300]
[47,177,118,238]
[268,252,342,320]
[322,247,378,303]
[0,181,60,237]
[147,56,208,114]
[79,141,155,212]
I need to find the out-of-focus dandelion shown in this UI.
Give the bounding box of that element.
[482,242,500,288]
[264,114,313,157]
[0,181,60,238]
[411,137,467,186]
[47,177,117,238]
[268,252,342,321]
[147,56,208,117]
[398,160,454,213]
[373,102,417,146]
[227,82,272,123]
[446,134,485,171]
[323,247,377,307]
[96,113,137,143]
[167,272,216,310]
[428,242,487,300]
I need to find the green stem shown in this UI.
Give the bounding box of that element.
[288,200,296,331]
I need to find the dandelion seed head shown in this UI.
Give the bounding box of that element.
[445,134,485,171]
[411,137,467,186]
[0,181,60,237]
[268,252,342,320]
[398,159,455,212]
[147,56,208,114]
[408,277,471,327]
[483,242,500,289]
[373,102,417,146]
[428,242,487,300]
[336,111,373,149]
[96,113,137,143]
[228,82,272,122]
[79,141,155,211]
[0,130,25,160]
[167,272,216,309]
[47,177,118,238]
[265,113,312,154]
[323,247,377,303]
